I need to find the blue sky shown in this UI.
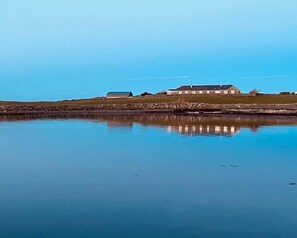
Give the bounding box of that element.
[1,0,297,100]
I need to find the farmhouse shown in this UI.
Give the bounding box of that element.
[106,92,133,99]
[167,85,241,95]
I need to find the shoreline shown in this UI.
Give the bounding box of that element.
[1,103,297,117]
[1,95,297,117]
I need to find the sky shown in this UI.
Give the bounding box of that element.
[0,0,297,101]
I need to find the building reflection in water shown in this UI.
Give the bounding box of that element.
[94,113,297,137]
[1,113,297,137]
[167,124,239,137]
[106,121,133,129]
[100,114,241,137]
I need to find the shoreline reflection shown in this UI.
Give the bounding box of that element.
[1,113,297,137]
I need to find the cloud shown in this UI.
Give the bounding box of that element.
[127,75,192,81]
[128,75,289,82]
[238,75,289,80]
[208,75,290,81]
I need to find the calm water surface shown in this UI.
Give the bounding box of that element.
[0,114,297,238]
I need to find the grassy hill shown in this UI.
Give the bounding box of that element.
[0,94,297,106]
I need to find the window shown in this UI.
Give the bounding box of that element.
[215,126,221,133]
[206,91,210,94]
[223,126,228,133]
[231,126,235,133]
[178,126,183,133]
[231,90,235,94]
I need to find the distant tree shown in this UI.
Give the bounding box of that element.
[249,89,260,96]
[279,91,290,95]
[155,91,167,96]
[140,92,153,97]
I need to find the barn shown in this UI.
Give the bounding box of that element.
[106,92,133,99]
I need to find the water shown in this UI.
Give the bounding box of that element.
[0,114,297,238]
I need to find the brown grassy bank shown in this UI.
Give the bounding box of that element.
[1,94,297,106]
[0,95,297,116]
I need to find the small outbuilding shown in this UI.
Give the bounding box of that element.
[106,92,133,99]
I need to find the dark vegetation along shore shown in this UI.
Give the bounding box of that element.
[1,94,297,116]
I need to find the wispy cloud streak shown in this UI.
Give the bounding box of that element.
[128,75,192,81]
[238,75,289,80]
[208,75,290,81]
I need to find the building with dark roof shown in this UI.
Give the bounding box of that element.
[106,92,133,99]
[167,85,240,95]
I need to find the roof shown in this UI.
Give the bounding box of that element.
[107,92,133,95]
[107,92,133,97]
[170,85,235,91]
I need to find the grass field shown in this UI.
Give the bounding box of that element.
[0,94,297,106]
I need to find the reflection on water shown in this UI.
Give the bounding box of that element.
[2,113,297,137]
[100,114,242,136]
[96,113,297,135]
[167,124,239,136]
[0,113,297,238]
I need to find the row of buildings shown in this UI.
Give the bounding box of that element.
[106,84,241,98]
[167,85,240,95]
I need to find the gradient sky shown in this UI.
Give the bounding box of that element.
[1,0,297,100]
